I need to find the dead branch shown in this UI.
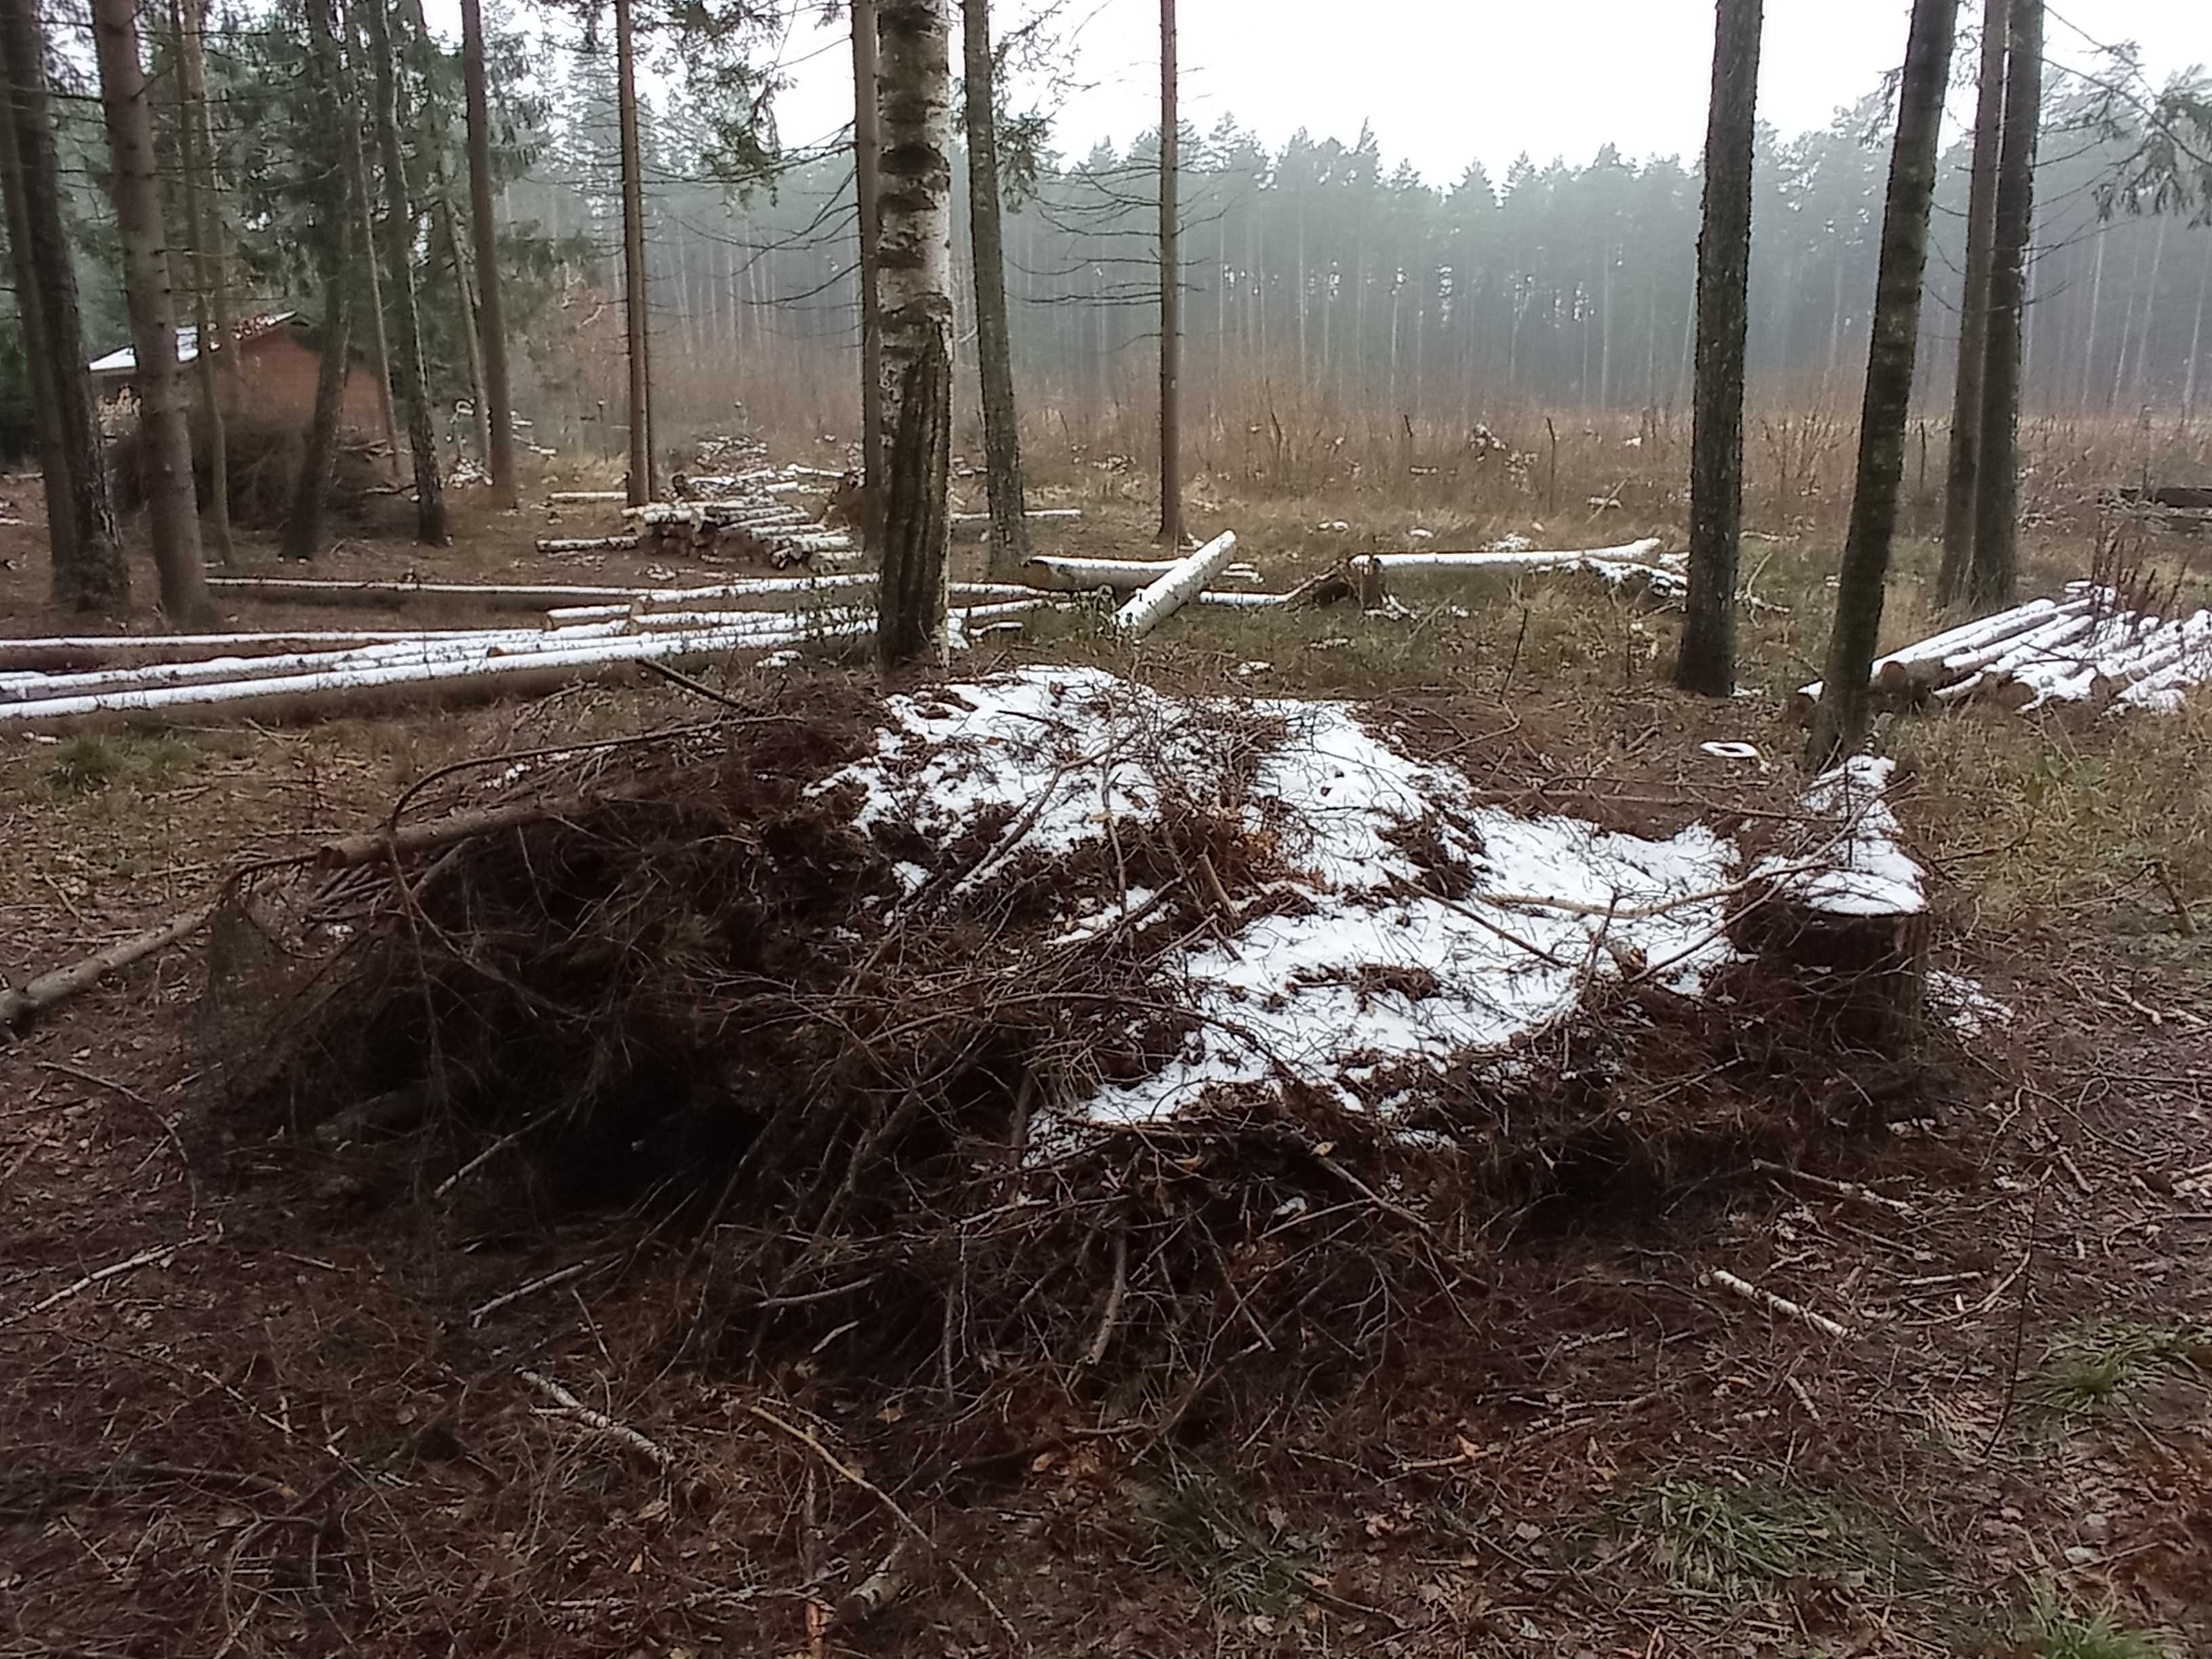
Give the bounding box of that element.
[1702,1267,1855,1340]
[1,901,220,1033]
[747,1402,1021,1647]
[518,1370,675,1469]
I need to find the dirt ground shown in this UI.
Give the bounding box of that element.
[2,468,2209,1658]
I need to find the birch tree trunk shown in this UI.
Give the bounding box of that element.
[283,0,354,563]
[91,0,213,628]
[459,0,516,507]
[1809,0,1960,771]
[1155,0,1183,546]
[1967,0,2041,613]
[852,0,884,547]
[168,0,232,566]
[615,0,655,506]
[960,0,1029,579]
[1676,0,1762,696]
[1937,0,2008,606]
[872,0,953,668]
[365,0,448,544]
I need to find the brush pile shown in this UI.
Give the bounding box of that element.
[222,669,1946,1423]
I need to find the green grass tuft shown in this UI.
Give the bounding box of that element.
[1143,1460,1307,1616]
[1629,1476,1924,1601]
[2030,1322,2209,1415]
[2026,1583,2170,1658]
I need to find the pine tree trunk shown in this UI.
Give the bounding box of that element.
[169,0,232,566]
[615,0,655,506]
[960,0,1029,579]
[2185,252,2208,428]
[1677,0,1763,697]
[873,0,953,668]
[458,0,516,507]
[91,0,212,628]
[1967,0,2040,613]
[1809,0,1960,772]
[1,0,127,615]
[442,194,491,461]
[1155,0,1182,546]
[340,9,398,466]
[852,0,884,546]
[284,0,354,563]
[365,0,448,544]
[0,23,75,585]
[1937,0,2008,605]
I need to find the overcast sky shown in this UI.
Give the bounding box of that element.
[740,0,2205,183]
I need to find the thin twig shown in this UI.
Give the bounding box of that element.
[748,1402,1023,1649]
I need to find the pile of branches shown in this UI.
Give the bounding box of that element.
[110,413,388,527]
[218,684,1942,1435]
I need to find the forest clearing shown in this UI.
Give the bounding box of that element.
[4,0,2212,1654]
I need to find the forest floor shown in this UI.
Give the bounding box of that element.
[1,460,2209,1658]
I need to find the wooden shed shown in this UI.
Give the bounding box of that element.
[89,313,384,436]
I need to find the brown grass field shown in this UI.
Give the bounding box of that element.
[1,409,2209,1658]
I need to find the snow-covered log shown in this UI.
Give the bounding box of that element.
[1114,532,1240,639]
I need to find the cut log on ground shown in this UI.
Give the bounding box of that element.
[2,901,220,1032]
[207,576,638,613]
[1115,531,1240,639]
[546,490,627,504]
[535,535,640,554]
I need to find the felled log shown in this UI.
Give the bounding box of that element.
[536,535,640,554]
[1023,554,1177,592]
[0,616,866,732]
[206,576,635,613]
[2,901,220,1031]
[0,630,508,675]
[1361,536,1664,571]
[1115,531,1240,639]
[546,490,628,505]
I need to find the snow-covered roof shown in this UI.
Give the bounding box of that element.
[87,312,299,377]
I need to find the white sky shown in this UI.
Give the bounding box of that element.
[741,0,2206,184]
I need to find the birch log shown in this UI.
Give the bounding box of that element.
[1115,531,1238,638]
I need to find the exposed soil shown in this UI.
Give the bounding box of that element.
[3,478,2209,1658]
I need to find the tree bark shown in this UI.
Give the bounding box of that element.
[91,0,213,628]
[440,193,490,462]
[1676,0,1762,697]
[873,0,953,668]
[1936,0,2007,605]
[283,0,354,563]
[365,0,448,544]
[615,0,655,507]
[960,0,1029,579]
[169,0,232,566]
[1808,0,1961,772]
[3,0,128,617]
[0,17,75,586]
[852,0,884,547]
[459,0,516,507]
[1154,0,1182,547]
[339,8,398,466]
[1967,0,2041,613]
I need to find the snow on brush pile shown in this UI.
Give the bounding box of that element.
[815,667,1761,1126]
